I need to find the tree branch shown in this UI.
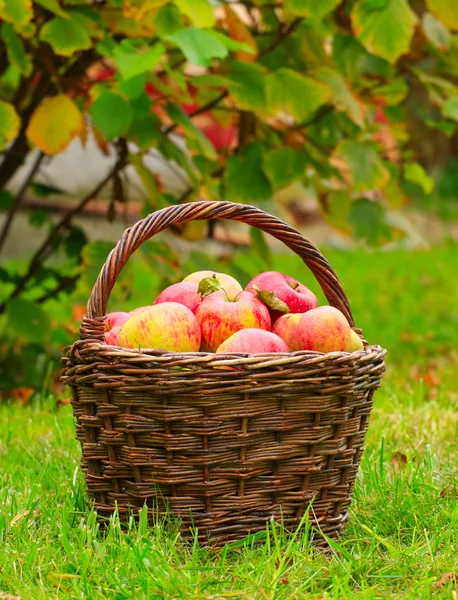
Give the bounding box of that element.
[0,151,45,257]
[36,274,80,305]
[258,17,303,58]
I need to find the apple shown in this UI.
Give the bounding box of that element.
[216,329,289,354]
[273,306,352,353]
[153,281,202,314]
[196,290,271,352]
[130,306,150,316]
[345,329,364,352]
[246,271,318,323]
[119,302,201,352]
[183,270,242,292]
[104,311,131,345]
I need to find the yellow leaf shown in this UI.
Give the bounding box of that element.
[0,0,33,29]
[425,0,458,29]
[223,6,257,62]
[26,95,84,155]
[0,101,20,151]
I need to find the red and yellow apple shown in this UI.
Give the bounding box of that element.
[196,290,271,352]
[154,281,201,314]
[216,329,289,354]
[345,329,364,352]
[119,302,201,352]
[273,306,351,353]
[183,270,242,292]
[246,271,318,322]
[130,306,150,316]
[104,311,131,345]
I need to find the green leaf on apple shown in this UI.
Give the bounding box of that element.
[198,276,222,298]
[252,284,290,314]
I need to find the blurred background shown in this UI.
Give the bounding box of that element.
[1,0,458,399]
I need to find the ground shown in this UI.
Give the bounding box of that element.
[0,243,457,599]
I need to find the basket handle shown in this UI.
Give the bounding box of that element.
[83,201,354,338]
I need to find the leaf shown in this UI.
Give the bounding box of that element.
[29,209,50,228]
[263,148,307,190]
[40,13,93,56]
[128,115,162,151]
[404,162,434,194]
[6,298,51,343]
[442,97,458,121]
[89,92,133,140]
[168,27,228,67]
[26,95,84,155]
[348,198,393,245]
[425,0,458,29]
[1,22,32,75]
[226,62,267,112]
[129,152,159,207]
[0,0,32,29]
[351,0,418,63]
[198,276,222,298]
[284,0,340,20]
[331,140,389,191]
[165,103,217,160]
[155,3,183,36]
[119,73,147,99]
[175,0,215,28]
[422,13,451,50]
[113,40,165,80]
[224,144,272,204]
[266,68,331,121]
[0,190,14,211]
[34,0,70,19]
[250,228,272,267]
[313,67,364,126]
[0,100,20,151]
[252,284,290,314]
[319,190,353,234]
[223,5,257,61]
[372,78,409,105]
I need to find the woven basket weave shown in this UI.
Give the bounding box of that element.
[61,201,386,547]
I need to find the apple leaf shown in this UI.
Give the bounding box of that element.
[175,0,215,27]
[403,162,434,194]
[331,139,389,192]
[113,40,165,81]
[1,22,32,75]
[442,97,458,121]
[40,12,94,56]
[252,284,290,314]
[284,0,340,20]
[168,27,228,67]
[262,147,307,190]
[0,101,20,151]
[198,276,222,298]
[313,66,365,127]
[0,0,32,30]
[6,298,51,343]
[422,13,452,50]
[226,62,267,112]
[34,0,70,19]
[155,3,183,36]
[89,92,133,140]
[424,0,458,29]
[224,143,272,203]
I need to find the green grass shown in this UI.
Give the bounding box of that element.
[1,243,458,599]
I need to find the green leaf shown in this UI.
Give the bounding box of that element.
[29,209,50,228]
[250,228,272,268]
[155,3,183,36]
[209,30,255,55]
[119,73,147,99]
[0,0,32,30]
[372,78,409,105]
[313,67,364,126]
[168,27,228,67]
[263,148,307,190]
[351,0,417,63]
[6,298,51,343]
[331,140,389,192]
[424,0,458,29]
[30,183,65,197]
[226,62,266,112]
[34,0,70,19]
[422,12,452,50]
[252,284,290,314]
[164,103,217,160]
[403,162,434,194]
[174,0,215,27]
[266,68,331,121]
[0,190,14,211]
[89,92,133,140]
[1,22,32,75]
[319,190,353,234]
[128,114,162,151]
[198,276,222,298]
[442,97,458,121]
[284,0,340,19]
[113,40,165,81]
[332,34,368,83]
[40,12,93,56]
[129,152,160,208]
[224,144,272,204]
[64,224,88,260]
[0,100,20,151]
[348,198,393,246]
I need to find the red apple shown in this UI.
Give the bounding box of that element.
[345,329,364,352]
[153,281,202,314]
[273,306,352,353]
[183,270,242,292]
[216,329,289,354]
[119,302,201,352]
[104,311,131,345]
[196,290,271,352]
[246,271,318,323]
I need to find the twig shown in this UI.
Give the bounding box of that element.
[286,104,335,132]
[36,274,80,304]
[0,151,45,257]
[258,18,303,58]
[163,91,229,136]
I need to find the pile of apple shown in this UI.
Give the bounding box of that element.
[104,270,364,355]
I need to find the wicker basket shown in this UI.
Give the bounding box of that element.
[61,201,386,547]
